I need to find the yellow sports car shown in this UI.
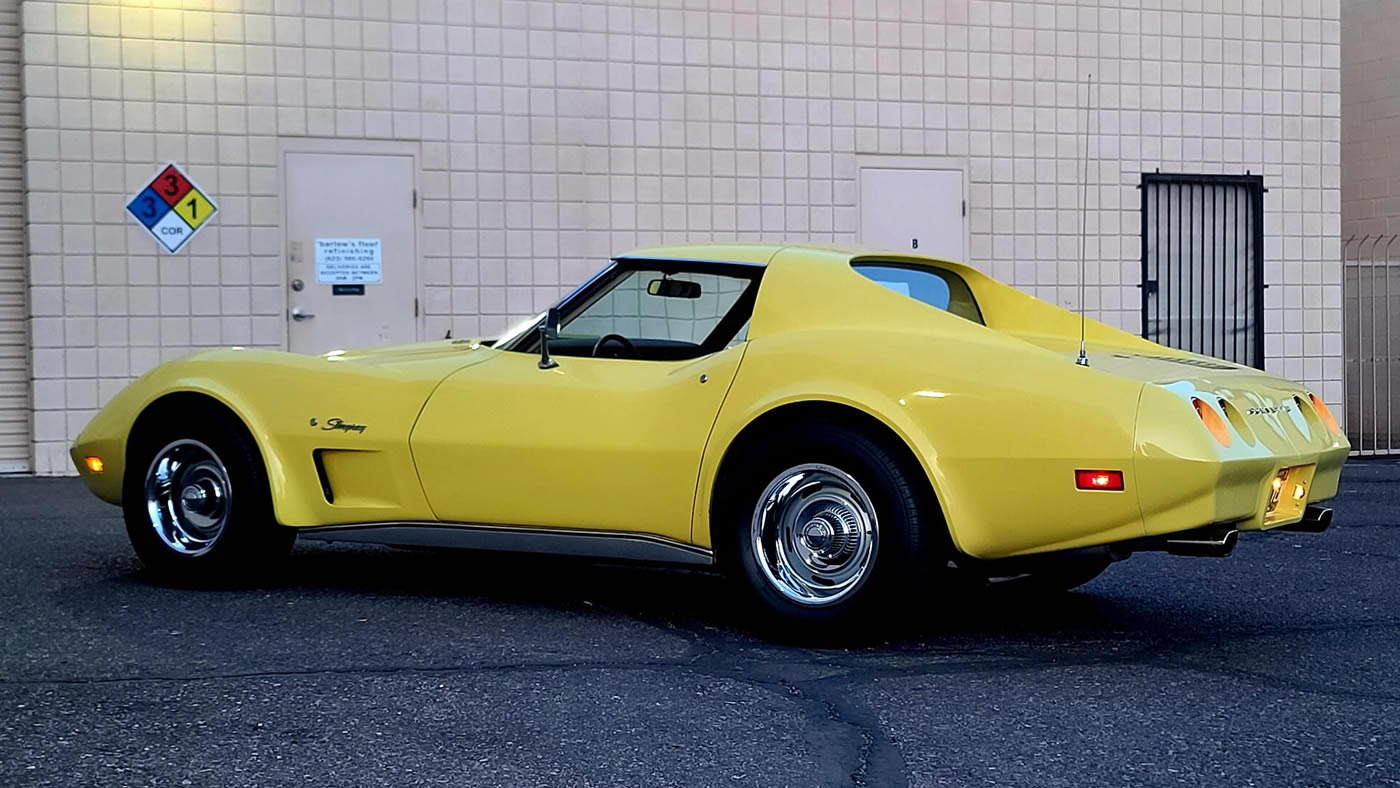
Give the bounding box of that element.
[72,243,1349,626]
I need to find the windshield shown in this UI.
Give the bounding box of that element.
[495,310,547,347]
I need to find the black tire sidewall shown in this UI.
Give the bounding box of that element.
[122,416,289,581]
[724,424,932,627]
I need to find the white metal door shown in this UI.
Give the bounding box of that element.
[284,152,418,354]
[0,0,29,472]
[859,168,965,261]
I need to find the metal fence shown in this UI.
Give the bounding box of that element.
[1343,234,1400,456]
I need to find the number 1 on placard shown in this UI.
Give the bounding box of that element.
[186,196,197,218]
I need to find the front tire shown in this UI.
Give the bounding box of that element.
[721,423,939,630]
[122,413,294,583]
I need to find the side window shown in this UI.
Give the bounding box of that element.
[727,318,750,347]
[853,264,984,325]
[567,271,750,344]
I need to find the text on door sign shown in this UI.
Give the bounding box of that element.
[315,238,382,284]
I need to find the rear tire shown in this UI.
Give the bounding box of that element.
[719,422,940,631]
[122,411,295,584]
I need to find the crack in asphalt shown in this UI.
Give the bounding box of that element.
[606,611,908,787]
[1340,549,1400,561]
[845,712,876,787]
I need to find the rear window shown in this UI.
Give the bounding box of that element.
[853,264,984,325]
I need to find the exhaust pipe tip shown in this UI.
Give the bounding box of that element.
[1274,505,1333,534]
[1164,528,1239,558]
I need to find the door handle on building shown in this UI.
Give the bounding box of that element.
[291,307,315,321]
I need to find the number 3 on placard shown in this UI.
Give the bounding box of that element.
[163,174,180,197]
[141,195,157,219]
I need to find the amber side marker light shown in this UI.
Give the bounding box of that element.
[1308,393,1341,434]
[84,456,104,473]
[1075,469,1124,491]
[1192,397,1233,447]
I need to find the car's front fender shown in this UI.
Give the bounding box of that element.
[71,345,486,526]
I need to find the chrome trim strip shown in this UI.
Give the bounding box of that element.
[612,256,767,268]
[298,521,715,565]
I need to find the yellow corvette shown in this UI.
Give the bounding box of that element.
[72,243,1349,626]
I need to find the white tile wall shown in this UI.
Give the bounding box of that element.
[20,0,1342,473]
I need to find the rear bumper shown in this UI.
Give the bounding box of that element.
[1136,426,1349,537]
[1142,445,1349,537]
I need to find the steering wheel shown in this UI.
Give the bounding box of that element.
[592,334,638,359]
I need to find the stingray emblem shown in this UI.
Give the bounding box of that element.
[317,418,367,434]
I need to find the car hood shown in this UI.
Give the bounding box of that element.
[320,338,497,366]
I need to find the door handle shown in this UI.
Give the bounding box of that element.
[291,307,315,321]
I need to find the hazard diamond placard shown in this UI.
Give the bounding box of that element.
[126,163,218,254]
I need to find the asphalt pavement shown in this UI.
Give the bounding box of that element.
[1,463,1398,787]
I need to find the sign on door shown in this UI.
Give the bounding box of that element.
[315,238,383,284]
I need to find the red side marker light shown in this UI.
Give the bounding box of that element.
[1075,469,1124,491]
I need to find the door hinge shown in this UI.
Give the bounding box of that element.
[962,199,966,217]
[414,297,419,317]
[412,188,418,208]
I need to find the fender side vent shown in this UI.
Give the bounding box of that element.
[312,449,335,504]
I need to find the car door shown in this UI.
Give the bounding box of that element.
[409,264,757,543]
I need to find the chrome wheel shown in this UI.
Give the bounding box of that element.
[144,439,232,556]
[750,463,879,606]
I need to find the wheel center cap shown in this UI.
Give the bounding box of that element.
[801,518,834,550]
[180,483,210,514]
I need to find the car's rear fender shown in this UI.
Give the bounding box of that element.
[697,328,1148,559]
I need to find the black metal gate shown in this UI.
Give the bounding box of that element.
[1343,234,1400,456]
[1140,173,1265,368]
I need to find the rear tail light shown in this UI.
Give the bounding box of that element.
[1075,469,1124,491]
[1191,397,1233,447]
[1308,393,1341,435]
[1217,398,1256,445]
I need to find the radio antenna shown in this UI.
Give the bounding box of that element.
[1075,72,1095,368]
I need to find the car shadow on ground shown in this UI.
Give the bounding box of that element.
[106,538,1229,654]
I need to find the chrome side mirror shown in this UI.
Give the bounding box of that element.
[538,307,560,369]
